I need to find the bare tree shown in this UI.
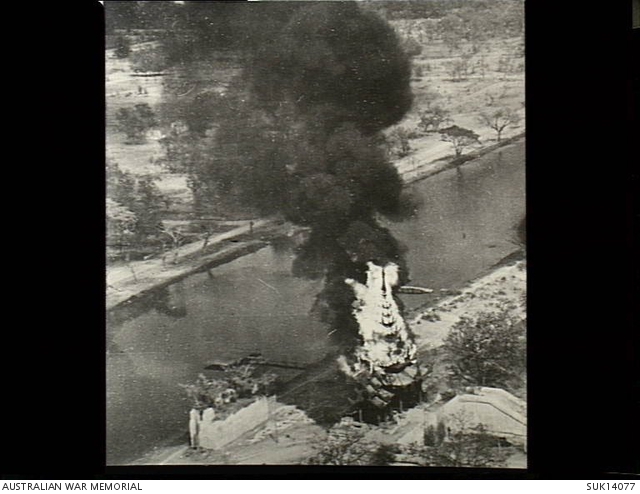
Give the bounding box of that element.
[478,108,521,142]
[159,223,187,265]
[476,54,487,79]
[201,227,212,252]
[418,104,451,133]
[447,57,471,82]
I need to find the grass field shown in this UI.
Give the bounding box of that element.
[388,19,524,160]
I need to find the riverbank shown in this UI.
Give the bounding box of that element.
[131,253,526,465]
[401,132,525,185]
[106,135,524,313]
[106,218,286,310]
[409,257,526,349]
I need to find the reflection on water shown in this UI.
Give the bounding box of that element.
[106,141,525,464]
[107,249,331,464]
[390,143,525,311]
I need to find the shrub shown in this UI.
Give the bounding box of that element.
[387,127,412,158]
[370,444,399,466]
[304,423,397,465]
[443,311,526,388]
[115,103,157,143]
[422,423,508,468]
[130,45,169,73]
[436,420,447,445]
[424,425,438,446]
[114,36,131,59]
[402,37,423,58]
[180,365,278,411]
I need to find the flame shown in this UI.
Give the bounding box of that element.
[342,262,417,380]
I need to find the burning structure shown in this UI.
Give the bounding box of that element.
[340,262,421,410]
[182,2,421,415]
[346,263,416,373]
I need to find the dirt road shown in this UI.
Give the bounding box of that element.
[106,218,281,309]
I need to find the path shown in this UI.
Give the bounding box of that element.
[106,218,282,309]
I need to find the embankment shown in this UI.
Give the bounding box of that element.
[107,134,524,315]
[401,132,525,184]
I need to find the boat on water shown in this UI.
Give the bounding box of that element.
[397,286,434,295]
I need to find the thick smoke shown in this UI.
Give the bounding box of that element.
[214,2,414,346]
[249,2,412,134]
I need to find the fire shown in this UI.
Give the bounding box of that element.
[343,262,417,380]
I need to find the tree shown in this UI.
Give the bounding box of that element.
[106,161,137,211]
[440,14,464,54]
[106,198,136,234]
[422,423,508,468]
[440,126,480,157]
[106,198,137,257]
[442,311,526,388]
[476,54,487,79]
[447,56,471,82]
[180,365,277,411]
[106,162,167,258]
[418,104,451,133]
[370,444,400,466]
[304,422,395,465]
[478,108,521,142]
[106,162,139,259]
[158,223,187,265]
[401,37,423,59]
[424,424,438,447]
[133,176,166,238]
[115,103,157,144]
[114,36,131,59]
[156,94,270,215]
[497,55,513,76]
[181,91,225,137]
[436,420,447,445]
[387,127,412,158]
[130,44,169,73]
[409,412,508,468]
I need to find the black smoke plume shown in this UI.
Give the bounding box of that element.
[249,2,412,134]
[213,2,414,346]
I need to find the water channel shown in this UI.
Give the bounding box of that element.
[106,140,525,465]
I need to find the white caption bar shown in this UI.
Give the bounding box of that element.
[1,480,637,494]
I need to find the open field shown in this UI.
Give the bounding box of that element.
[387,23,524,171]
